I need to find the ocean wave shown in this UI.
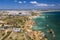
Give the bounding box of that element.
[32,26,46,30]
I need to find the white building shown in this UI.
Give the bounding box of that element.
[12,28,21,32]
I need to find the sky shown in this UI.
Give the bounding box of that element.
[0,0,60,10]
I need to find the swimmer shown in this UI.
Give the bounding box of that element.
[47,29,55,37]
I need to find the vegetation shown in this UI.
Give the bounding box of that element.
[15,38,17,40]
[31,12,39,16]
[3,16,31,28]
[1,31,11,40]
[9,37,12,39]
[19,13,22,14]
[2,33,5,36]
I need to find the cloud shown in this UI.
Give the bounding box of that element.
[18,1,26,3]
[37,3,48,6]
[18,1,22,3]
[37,3,55,7]
[23,1,26,3]
[49,4,55,6]
[58,4,60,6]
[30,1,38,4]
[30,1,55,7]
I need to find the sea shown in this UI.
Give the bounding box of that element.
[32,11,60,40]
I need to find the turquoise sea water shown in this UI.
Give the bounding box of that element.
[32,11,60,40]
